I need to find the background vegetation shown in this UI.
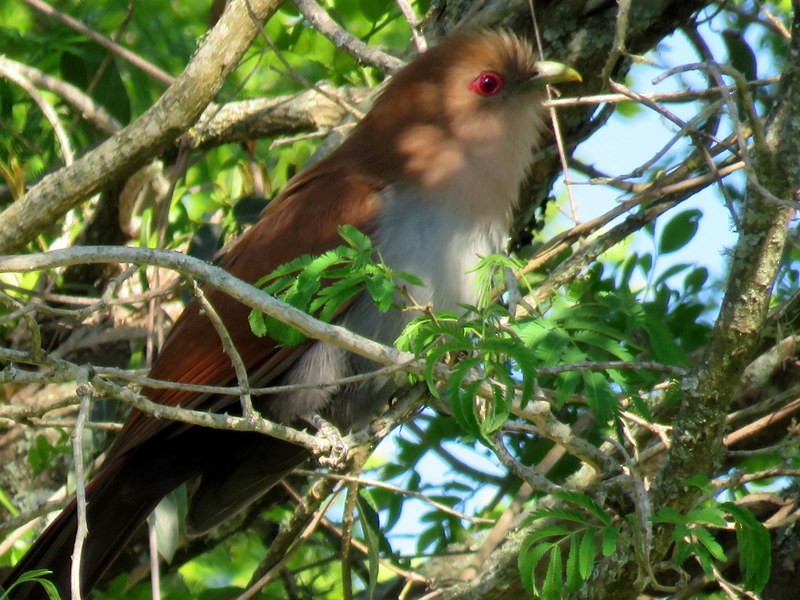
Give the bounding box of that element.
[1,0,799,598]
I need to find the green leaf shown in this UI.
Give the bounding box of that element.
[248,310,267,337]
[641,314,687,365]
[479,383,510,437]
[395,270,424,287]
[416,522,445,553]
[654,262,692,287]
[673,523,691,544]
[365,274,396,311]
[694,543,717,579]
[722,503,771,592]
[673,540,692,566]
[684,267,709,295]
[338,224,373,252]
[686,507,727,528]
[444,356,482,436]
[357,489,384,600]
[248,226,417,346]
[529,507,592,527]
[0,488,19,516]
[693,527,727,562]
[312,278,364,320]
[618,252,639,288]
[479,337,538,405]
[265,315,307,346]
[615,100,641,118]
[658,209,701,255]
[521,525,574,547]
[566,534,582,592]
[357,0,391,22]
[60,45,131,123]
[581,370,617,424]
[553,369,581,408]
[0,569,60,600]
[601,525,618,557]
[542,545,564,600]
[519,542,553,595]
[683,475,712,491]
[557,492,612,526]
[579,528,597,579]
[652,507,686,525]
[467,252,523,308]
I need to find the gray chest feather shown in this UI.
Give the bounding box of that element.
[264,189,509,428]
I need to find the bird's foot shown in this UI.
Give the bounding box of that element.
[307,414,349,470]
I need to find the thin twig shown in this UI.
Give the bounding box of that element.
[518,157,743,280]
[545,76,779,108]
[601,0,632,83]
[189,280,256,419]
[0,246,417,370]
[528,0,579,222]
[260,32,365,121]
[22,0,174,85]
[237,478,340,599]
[0,56,121,135]
[293,0,405,73]
[70,370,92,600]
[147,514,162,600]
[502,418,620,475]
[536,360,686,378]
[759,3,791,39]
[395,0,427,51]
[0,57,74,165]
[492,431,562,493]
[288,482,428,584]
[293,469,495,524]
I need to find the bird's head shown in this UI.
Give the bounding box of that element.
[341,31,580,212]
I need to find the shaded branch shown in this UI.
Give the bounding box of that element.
[0,0,283,252]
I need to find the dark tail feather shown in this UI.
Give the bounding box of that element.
[2,431,303,599]
[2,461,166,600]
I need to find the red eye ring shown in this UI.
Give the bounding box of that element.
[469,71,504,96]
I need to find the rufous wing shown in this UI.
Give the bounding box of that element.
[106,163,385,461]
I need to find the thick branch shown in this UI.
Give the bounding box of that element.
[0,246,413,369]
[0,0,283,253]
[655,5,800,510]
[193,86,369,149]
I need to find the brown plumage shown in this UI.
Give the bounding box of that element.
[3,31,579,599]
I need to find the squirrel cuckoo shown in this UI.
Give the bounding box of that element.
[3,31,579,598]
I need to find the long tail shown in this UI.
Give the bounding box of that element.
[2,430,306,599]
[2,458,172,600]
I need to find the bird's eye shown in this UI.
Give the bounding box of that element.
[469,71,504,96]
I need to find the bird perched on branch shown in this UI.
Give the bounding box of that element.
[3,30,579,599]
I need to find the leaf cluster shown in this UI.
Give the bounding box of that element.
[248,225,422,345]
[653,498,771,593]
[519,491,618,599]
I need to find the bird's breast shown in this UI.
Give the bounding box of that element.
[374,184,510,313]
[260,184,511,429]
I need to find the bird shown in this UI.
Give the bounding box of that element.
[2,30,580,599]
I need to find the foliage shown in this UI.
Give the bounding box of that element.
[249,225,422,345]
[519,486,772,599]
[653,498,771,594]
[519,491,619,599]
[1,1,799,599]
[0,569,59,600]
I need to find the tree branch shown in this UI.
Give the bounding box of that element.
[0,0,283,253]
[655,2,800,511]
